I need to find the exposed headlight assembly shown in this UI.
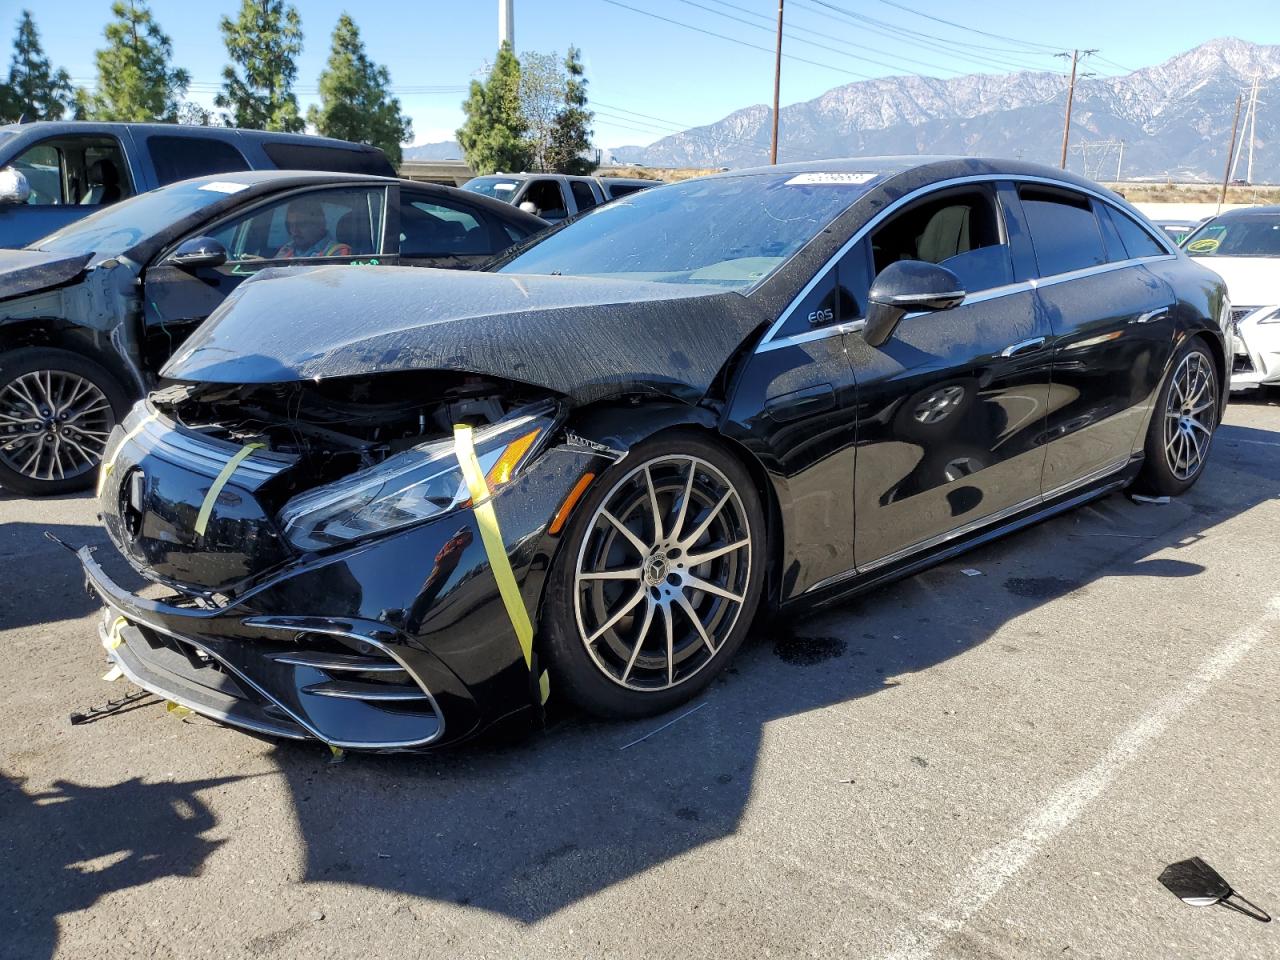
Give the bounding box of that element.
[1257,306,1280,324]
[279,403,559,552]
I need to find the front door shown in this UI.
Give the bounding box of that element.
[141,185,388,369]
[846,183,1055,568]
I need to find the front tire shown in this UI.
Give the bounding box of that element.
[0,347,131,496]
[1133,338,1219,497]
[541,431,766,719]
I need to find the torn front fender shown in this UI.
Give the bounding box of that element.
[160,266,770,406]
[0,249,91,302]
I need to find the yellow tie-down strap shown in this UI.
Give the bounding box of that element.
[96,412,158,496]
[453,424,535,670]
[194,443,264,537]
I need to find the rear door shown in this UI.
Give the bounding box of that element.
[1013,184,1176,493]
[141,184,389,368]
[846,182,1055,569]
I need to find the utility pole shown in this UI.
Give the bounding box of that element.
[1219,93,1243,212]
[1246,80,1259,185]
[1116,139,1124,181]
[499,0,514,48]
[770,0,784,164]
[1056,49,1096,170]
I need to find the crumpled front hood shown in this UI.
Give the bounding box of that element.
[0,249,92,303]
[161,266,766,404]
[1192,256,1280,308]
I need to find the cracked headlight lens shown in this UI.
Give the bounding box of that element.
[279,405,556,552]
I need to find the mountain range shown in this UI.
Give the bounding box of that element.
[607,38,1278,182]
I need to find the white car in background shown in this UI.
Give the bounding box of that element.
[1184,206,1280,391]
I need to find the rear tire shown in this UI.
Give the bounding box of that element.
[541,431,766,719]
[1133,338,1219,497]
[0,346,131,496]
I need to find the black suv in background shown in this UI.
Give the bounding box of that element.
[0,121,395,248]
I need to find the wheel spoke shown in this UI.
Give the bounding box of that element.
[669,460,696,542]
[685,538,750,566]
[644,465,663,542]
[660,603,674,686]
[600,509,651,557]
[579,567,642,581]
[684,573,744,604]
[620,599,655,685]
[675,591,716,655]
[680,490,732,549]
[1187,418,1212,436]
[586,586,647,644]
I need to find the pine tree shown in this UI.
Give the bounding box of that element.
[215,0,304,132]
[0,11,73,122]
[306,14,412,165]
[76,1,189,121]
[457,42,532,175]
[548,46,596,175]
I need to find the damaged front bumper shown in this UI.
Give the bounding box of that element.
[84,401,604,752]
[1229,306,1280,389]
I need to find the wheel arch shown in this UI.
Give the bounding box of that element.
[0,319,139,402]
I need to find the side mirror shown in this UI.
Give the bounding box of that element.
[0,166,31,205]
[168,236,228,270]
[862,260,966,348]
[518,201,538,215]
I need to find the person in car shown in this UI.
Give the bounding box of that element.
[274,198,351,258]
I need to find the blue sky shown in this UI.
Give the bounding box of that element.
[15,0,1280,150]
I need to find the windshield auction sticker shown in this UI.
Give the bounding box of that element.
[199,181,250,194]
[784,172,876,185]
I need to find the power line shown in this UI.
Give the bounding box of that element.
[871,0,1067,53]
[598,0,880,82]
[795,0,1060,75]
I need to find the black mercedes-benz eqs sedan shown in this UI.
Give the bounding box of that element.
[79,157,1229,751]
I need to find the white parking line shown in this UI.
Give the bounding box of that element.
[879,595,1280,960]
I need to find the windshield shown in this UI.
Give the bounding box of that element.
[498,172,875,289]
[30,178,247,257]
[1184,214,1280,258]
[462,176,522,200]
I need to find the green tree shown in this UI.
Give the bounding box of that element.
[457,42,531,175]
[76,1,189,121]
[0,11,73,122]
[548,46,596,175]
[519,51,563,172]
[307,14,412,165]
[215,0,304,132]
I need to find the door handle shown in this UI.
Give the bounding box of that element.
[999,336,1047,358]
[1131,306,1172,325]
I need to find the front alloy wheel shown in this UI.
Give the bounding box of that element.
[543,433,765,718]
[1134,338,1219,497]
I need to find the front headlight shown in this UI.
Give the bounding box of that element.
[1256,306,1280,324]
[279,403,558,552]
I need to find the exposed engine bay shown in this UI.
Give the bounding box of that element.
[149,372,559,501]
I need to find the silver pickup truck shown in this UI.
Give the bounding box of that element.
[461,172,655,221]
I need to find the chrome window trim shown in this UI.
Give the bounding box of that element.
[755,172,1178,354]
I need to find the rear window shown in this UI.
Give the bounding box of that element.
[1019,187,1107,277]
[148,135,250,186]
[569,180,598,211]
[262,141,394,176]
[607,183,649,199]
[1104,206,1168,259]
[1184,215,1280,258]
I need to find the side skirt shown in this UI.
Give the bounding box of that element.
[789,457,1142,613]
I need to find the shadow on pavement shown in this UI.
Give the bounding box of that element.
[11,418,1279,930]
[260,419,1279,923]
[0,771,239,959]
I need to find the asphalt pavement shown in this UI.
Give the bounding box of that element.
[2,394,1278,960]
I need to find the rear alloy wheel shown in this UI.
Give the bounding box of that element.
[543,433,765,718]
[0,347,130,496]
[1134,339,1219,496]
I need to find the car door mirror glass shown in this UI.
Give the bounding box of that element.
[863,260,965,347]
[168,236,228,269]
[0,166,31,205]
[1158,857,1272,921]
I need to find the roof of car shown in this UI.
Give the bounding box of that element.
[712,155,1117,195]
[0,120,385,152]
[1212,205,1280,218]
